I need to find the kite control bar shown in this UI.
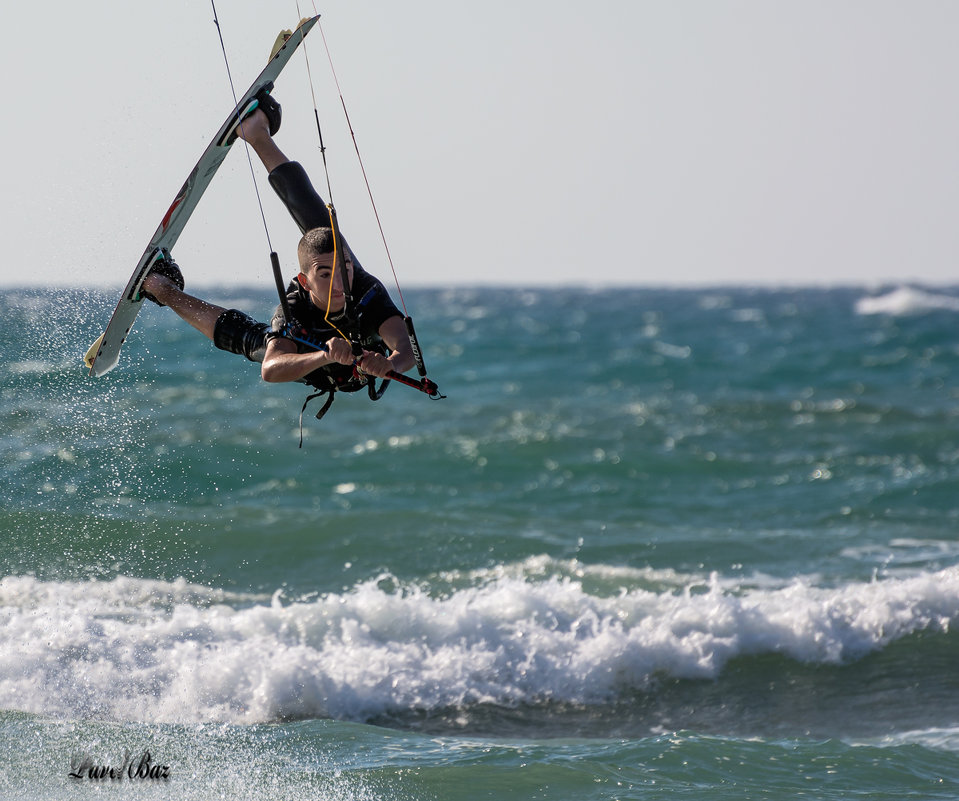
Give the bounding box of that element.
[380,370,445,399]
[279,321,445,399]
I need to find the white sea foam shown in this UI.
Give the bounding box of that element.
[868,727,959,752]
[0,563,956,725]
[855,286,959,316]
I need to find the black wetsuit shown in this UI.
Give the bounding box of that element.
[211,161,401,392]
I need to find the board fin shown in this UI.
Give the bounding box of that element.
[270,30,292,61]
[269,18,312,61]
[83,333,104,369]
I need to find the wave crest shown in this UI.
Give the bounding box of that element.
[0,563,955,724]
[855,286,959,316]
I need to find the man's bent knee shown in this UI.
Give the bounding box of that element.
[213,309,269,363]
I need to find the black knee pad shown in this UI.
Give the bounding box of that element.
[213,309,270,363]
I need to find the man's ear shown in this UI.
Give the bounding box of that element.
[296,272,308,289]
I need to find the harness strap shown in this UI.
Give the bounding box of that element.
[298,390,337,448]
[367,377,391,401]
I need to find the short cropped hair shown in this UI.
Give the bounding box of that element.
[297,227,352,266]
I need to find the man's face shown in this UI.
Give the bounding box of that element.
[298,251,354,313]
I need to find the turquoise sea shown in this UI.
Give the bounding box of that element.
[2,283,959,799]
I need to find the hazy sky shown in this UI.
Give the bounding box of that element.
[2,1,957,289]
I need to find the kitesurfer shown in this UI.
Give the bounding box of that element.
[141,95,414,395]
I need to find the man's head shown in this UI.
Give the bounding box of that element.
[296,226,353,313]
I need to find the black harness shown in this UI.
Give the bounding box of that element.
[280,286,392,446]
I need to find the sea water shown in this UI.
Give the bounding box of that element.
[1,284,958,799]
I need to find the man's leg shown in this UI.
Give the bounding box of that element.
[237,107,332,234]
[236,108,290,173]
[141,272,225,340]
[141,272,269,363]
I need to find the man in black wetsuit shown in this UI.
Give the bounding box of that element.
[141,97,414,395]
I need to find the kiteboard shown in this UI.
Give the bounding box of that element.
[84,16,320,376]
